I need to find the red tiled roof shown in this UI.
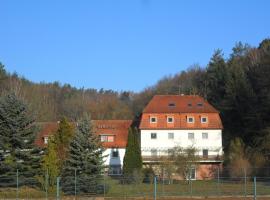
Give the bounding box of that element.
[142,95,219,113]
[139,95,223,130]
[93,120,132,148]
[35,120,132,148]
[35,122,59,148]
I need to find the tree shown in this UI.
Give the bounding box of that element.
[0,93,41,186]
[206,49,227,107]
[226,138,250,177]
[170,146,199,180]
[123,127,142,176]
[61,114,104,194]
[37,138,59,193]
[54,117,74,171]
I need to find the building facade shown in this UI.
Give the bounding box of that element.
[35,120,132,176]
[139,95,223,180]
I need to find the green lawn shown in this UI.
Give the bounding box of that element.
[0,177,269,199]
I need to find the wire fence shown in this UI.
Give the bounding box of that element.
[0,168,270,199]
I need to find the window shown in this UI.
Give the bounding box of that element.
[151,133,157,139]
[167,116,174,123]
[100,135,114,142]
[168,132,174,139]
[150,117,157,123]
[112,149,119,158]
[202,132,208,139]
[44,136,48,144]
[197,102,203,107]
[201,117,208,123]
[188,168,196,180]
[168,102,175,107]
[188,132,194,140]
[188,103,192,107]
[187,116,194,123]
[151,149,158,156]
[203,149,208,158]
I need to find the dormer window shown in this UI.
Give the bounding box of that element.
[167,116,174,123]
[150,116,157,123]
[187,116,194,123]
[100,135,114,142]
[201,116,208,123]
[197,102,203,107]
[168,102,175,107]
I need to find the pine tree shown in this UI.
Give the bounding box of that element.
[123,127,142,176]
[54,117,74,171]
[0,93,41,186]
[61,114,104,194]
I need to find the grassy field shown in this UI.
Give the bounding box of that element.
[0,176,269,199]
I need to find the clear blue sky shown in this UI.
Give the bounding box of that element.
[1,1,269,92]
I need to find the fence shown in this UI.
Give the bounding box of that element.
[0,168,270,199]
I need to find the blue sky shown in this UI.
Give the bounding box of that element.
[0,1,269,92]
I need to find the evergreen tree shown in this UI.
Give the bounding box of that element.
[54,117,74,171]
[0,93,41,186]
[123,127,142,175]
[61,114,104,194]
[206,49,227,108]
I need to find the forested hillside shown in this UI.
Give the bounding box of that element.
[1,38,270,163]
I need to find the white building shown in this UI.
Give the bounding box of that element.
[93,120,132,175]
[139,95,223,180]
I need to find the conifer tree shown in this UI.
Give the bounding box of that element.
[0,93,41,186]
[61,114,104,194]
[123,127,142,175]
[54,117,74,170]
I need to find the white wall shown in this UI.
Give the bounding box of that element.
[102,148,126,166]
[140,129,222,157]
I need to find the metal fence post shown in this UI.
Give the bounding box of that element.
[244,168,247,198]
[217,167,220,196]
[56,177,60,200]
[154,176,157,200]
[103,172,106,198]
[253,176,256,200]
[45,168,48,200]
[16,169,19,200]
[74,169,77,199]
[189,168,192,197]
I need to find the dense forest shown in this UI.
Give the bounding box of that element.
[1,38,270,167]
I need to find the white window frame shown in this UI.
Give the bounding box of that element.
[100,135,114,142]
[201,116,208,123]
[187,167,196,180]
[188,132,194,140]
[168,132,174,139]
[167,116,174,123]
[151,133,157,139]
[203,149,209,158]
[202,132,208,139]
[187,116,194,123]
[150,116,157,123]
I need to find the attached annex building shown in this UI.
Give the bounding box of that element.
[35,120,132,176]
[139,95,223,179]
